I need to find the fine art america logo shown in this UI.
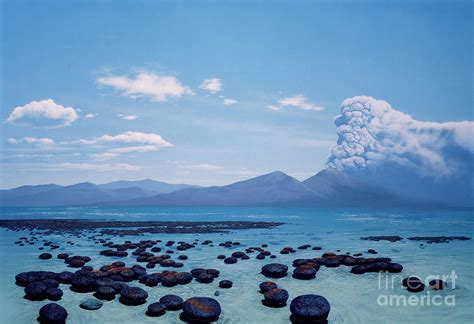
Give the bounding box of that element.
[377,271,457,306]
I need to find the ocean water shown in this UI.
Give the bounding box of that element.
[0,207,473,323]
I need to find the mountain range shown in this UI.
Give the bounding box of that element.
[0,169,429,207]
[0,180,198,207]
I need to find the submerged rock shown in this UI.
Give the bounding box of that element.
[80,298,103,310]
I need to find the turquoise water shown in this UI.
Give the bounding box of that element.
[0,207,473,323]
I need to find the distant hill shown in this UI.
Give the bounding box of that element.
[98,179,199,193]
[0,170,436,207]
[111,170,414,207]
[116,171,327,207]
[302,169,412,207]
[0,179,197,207]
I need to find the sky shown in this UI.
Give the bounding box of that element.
[1,0,472,189]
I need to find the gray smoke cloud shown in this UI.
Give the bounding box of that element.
[326,96,474,178]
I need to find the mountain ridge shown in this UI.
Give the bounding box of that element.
[0,169,455,207]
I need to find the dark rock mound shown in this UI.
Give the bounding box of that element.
[39,253,52,260]
[181,297,221,323]
[293,265,317,280]
[259,281,278,293]
[196,273,214,284]
[46,288,63,301]
[94,286,116,300]
[38,303,68,324]
[290,294,330,323]
[262,288,289,308]
[387,263,403,273]
[119,286,148,305]
[176,272,193,285]
[219,280,233,288]
[403,277,425,292]
[261,263,288,278]
[25,281,47,301]
[58,271,74,284]
[224,257,238,264]
[70,276,96,293]
[160,294,184,311]
[429,279,446,290]
[146,302,166,317]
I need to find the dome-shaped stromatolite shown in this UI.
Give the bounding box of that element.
[181,297,221,322]
[261,263,288,278]
[292,265,317,280]
[290,294,330,323]
[259,281,278,293]
[38,303,68,324]
[160,294,184,311]
[146,302,166,317]
[119,286,148,305]
[219,280,233,288]
[262,288,289,308]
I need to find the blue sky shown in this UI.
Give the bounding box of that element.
[1,0,472,188]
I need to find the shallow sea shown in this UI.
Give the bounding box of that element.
[0,207,473,323]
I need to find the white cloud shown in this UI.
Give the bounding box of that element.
[83,131,174,160]
[97,72,193,102]
[326,96,474,177]
[56,162,140,171]
[7,137,55,145]
[268,95,324,112]
[118,114,137,120]
[223,98,238,105]
[7,99,79,126]
[108,145,159,154]
[200,78,222,93]
[183,163,223,171]
[84,113,97,118]
[90,152,120,160]
[92,131,174,147]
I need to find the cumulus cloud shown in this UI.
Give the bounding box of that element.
[7,99,79,127]
[326,96,474,177]
[118,114,137,120]
[84,113,97,119]
[83,131,174,160]
[223,98,238,105]
[7,137,55,145]
[268,95,324,112]
[56,162,140,171]
[200,78,222,93]
[97,72,193,102]
[79,131,173,147]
